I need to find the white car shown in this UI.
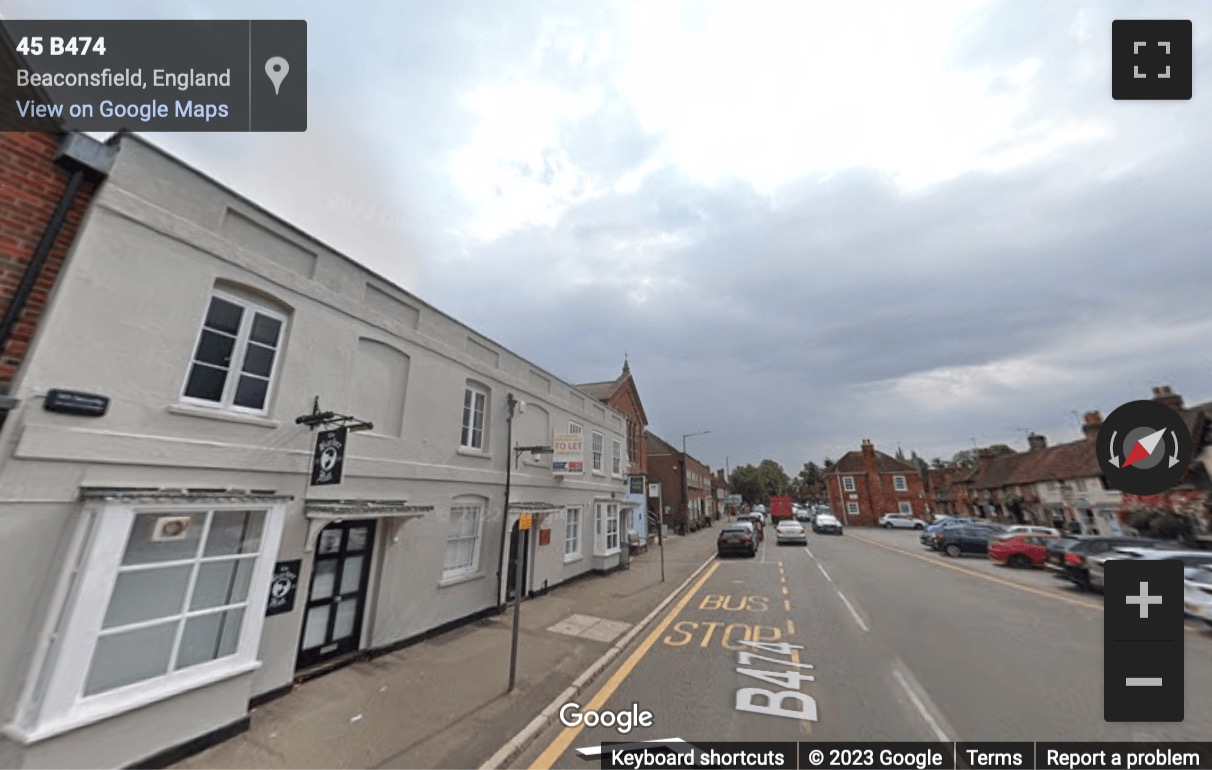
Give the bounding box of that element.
[879,513,926,530]
[1087,547,1212,592]
[1185,565,1212,626]
[775,520,808,545]
[1005,525,1061,537]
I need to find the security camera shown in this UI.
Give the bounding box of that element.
[516,401,526,414]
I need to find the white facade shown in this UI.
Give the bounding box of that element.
[1033,478,1123,535]
[0,135,628,769]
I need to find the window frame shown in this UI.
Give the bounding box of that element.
[179,289,288,417]
[611,439,623,477]
[568,421,583,435]
[564,507,582,561]
[442,500,485,580]
[10,501,285,743]
[594,502,621,556]
[459,384,489,452]
[898,501,913,515]
[842,476,856,492]
[846,502,860,515]
[893,475,908,492]
[591,431,605,474]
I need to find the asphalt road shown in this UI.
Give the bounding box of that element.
[510,526,1212,768]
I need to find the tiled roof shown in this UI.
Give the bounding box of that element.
[826,449,920,475]
[574,380,618,401]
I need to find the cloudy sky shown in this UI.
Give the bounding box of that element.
[5,0,1211,474]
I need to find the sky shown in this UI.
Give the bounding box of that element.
[5,0,1212,474]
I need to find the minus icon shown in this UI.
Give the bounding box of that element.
[1126,678,1163,686]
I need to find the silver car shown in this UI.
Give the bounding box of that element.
[775,520,808,545]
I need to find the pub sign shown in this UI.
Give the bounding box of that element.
[311,426,347,485]
[628,474,645,495]
[266,560,301,616]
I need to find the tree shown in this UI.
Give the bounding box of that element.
[930,457,945,469]
[798,462,826,503]
[729,464,762,505]
[951,443,1016,468]
[756,459,791,503]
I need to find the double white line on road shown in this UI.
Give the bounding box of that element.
[804,546,869,633]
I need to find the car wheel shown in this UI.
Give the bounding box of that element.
[1009,554,1030,568]
[945,544,961,557]
[915,523,924,530]
[884,523,892,528]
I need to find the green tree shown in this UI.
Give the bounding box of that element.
[951,443,1016,467]
[756,459,791,503]
[798,461,826,503]
[729,464,762,505]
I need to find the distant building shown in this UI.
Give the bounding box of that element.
[824,439,929,526]
[645,431,712,532]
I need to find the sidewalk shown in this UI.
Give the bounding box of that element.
[172,528,719,770]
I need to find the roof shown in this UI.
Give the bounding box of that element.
[826,449,920,475]
[574,357,649,426]
[644,430,705,467]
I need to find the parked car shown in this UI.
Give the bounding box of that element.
[934,522,1005,557]
[1005,525,1062,537]
[922,517,982,549]
[1185,565,1212,626]
[717,523,758,557]
[988,532,1052,567]
[813,513,843,535]
[880,513,927,529]
[1087,547,1212,592]
[775,520,808,545]
[1045,536,1166,590]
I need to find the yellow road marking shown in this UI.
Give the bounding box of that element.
[784,599,791,612]
[782,586,789,595]
[787,618,795,635]
[530,561,721,769]
[848,534,1205,633]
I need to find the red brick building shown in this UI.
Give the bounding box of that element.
[0,130,109,430]
[825,439,929,526]
[575,357,649,477]
[645,431,712,532]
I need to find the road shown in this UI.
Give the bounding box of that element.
[510,526,1212,767]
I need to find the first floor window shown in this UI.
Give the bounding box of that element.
[893,475,908,491]
[460,386,488,450]
[592,432,604,472]
[181,291,286,414]
[565,507,581,558]
[444,503,483,578]
[16,501,285,740]
[847,502,860,515]
[842,476,856,492]
[898,501,913,515]
[611,439,622,476]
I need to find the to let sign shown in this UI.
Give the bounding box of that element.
[551,432,584,475]
[311,426,347,485]
[266,560,301,616]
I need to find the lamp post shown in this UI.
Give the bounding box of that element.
[682,430,710,532]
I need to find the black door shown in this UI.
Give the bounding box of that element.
[297,520,375,669]
[506,521,529,602]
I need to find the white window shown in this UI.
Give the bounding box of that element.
[569,421,583,435]
[846,502,860,515]
[181,291,286,415]
[443,503,482,579]
[460,385,488,451]
[898,502,913,515]
[842,476,856,492]
[594,502,621,555]
[565,507,581,559]
[12,502,285,741]
[591,431,604,473]
[893,476,908,491]
[611,439,622,476]
[1074,479,1087,491]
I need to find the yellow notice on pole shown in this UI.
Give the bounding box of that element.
[518,513,532,530]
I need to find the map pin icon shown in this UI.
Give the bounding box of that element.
[265,56,289,95]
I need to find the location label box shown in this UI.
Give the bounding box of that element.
[1103,559,1184,722]
[1,20,306,132]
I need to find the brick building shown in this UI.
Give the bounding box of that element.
[825,439,929,526]
[645,431,712,532]
[0,131,109,430]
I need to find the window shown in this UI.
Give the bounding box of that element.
[893,476,908,491]
[1046,481,1057,490]
[460,385,488,450]
[443,503,482,579]
[14,502,285,741]
[898,502,913,515]
[1074,479,1087,491]
[591,431,604,473]
[611,439,622,476]
[627,422,638,468]
[842,476,856,492]
[594,502,620,555]
[847,502,860,515]
[181,291,286,415]
[569,421,583,435]
[565,507,581,559]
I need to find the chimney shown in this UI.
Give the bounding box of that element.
[1028,433,1047,452]
[1082,411,1102,441]
[978,450,996,477]
[861,438,875,462]
[1152,385,1184,410]
[860,439,882,521]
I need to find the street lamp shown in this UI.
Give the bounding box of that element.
[682,430,710,532]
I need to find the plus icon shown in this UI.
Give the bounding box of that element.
[1112,20,1192,100]
[1126,581,1163,619]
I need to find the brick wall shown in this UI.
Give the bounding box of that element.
[0,132,96,388]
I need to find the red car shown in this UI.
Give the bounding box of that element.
[987,532,1051,567]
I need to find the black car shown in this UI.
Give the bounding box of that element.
[1045,535,1168,589]
[717,523,758,557]
[935,523,1005,556]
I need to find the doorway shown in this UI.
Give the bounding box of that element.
[506,521,529,602]
[297,520,375,669]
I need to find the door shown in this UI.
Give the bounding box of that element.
[297,520,375,669]
[506,521,529,602]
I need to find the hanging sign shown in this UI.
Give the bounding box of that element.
[629,474,646,495]
[266,560,301,616]
[311,426,347,485]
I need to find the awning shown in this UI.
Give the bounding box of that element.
[304,499,433,552]
[507,501,565,512]
[80,487,294,505]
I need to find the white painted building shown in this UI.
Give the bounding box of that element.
[0,133,630,769]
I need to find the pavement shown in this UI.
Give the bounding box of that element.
[511,527,1212,768]
[171,526,720,770]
